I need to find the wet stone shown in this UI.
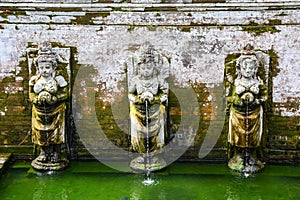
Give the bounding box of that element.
[0,153,12,174]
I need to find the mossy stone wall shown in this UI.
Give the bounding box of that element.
[0,1,300,164]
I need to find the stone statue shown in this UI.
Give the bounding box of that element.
[227,44,267,173]
[127,45,169,171]
[29,42,69,171]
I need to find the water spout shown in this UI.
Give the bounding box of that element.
[243,97,250,171]
[143,100,155,185]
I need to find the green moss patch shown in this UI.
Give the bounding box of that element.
[242,20,281,36]
[72,12,110,25]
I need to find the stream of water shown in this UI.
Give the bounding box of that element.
[142,100,155,186]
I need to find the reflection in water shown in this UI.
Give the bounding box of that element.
[32,174,68,200]
[129,176,143,200]
[33,178,45,200]
[225,174,264,200]
[130,191,140,200]
[157,189,167,200]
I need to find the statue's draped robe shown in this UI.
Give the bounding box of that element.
[228,78,266,148]
[30,75,68,147]
[228,105,263,148]
[32,102,66,146]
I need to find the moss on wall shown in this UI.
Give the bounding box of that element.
[0,50,31,147]
[0,3,299,163]
[242,20,281,36]
[72,12,111,25]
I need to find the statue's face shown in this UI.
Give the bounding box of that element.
[241,59,256,78]
[139,62,154,78]
[38,62,53,78]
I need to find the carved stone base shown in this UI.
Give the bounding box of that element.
[228,153,264,173]
[31,158,68,171]
[130,156,167,172]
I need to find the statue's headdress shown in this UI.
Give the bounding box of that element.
[35,42,57,69]
[241,43,256,55]
[134,45,160,77]
[236,44,259,78]
[138,46,155,64]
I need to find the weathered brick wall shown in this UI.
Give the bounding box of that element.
[0,46,32,157]
[0,1,300,164]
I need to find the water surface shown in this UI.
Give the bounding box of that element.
[1,162,300,200]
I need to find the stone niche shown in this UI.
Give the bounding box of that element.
[26,42,73,167]
[0,1,300,164]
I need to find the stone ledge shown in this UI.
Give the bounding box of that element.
[1,7,300,26]
[1,2,300,11]
[0,145,34,156]
[266,149,300,165]
[0,153,12,174]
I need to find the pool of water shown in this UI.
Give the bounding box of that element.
[1,162,300,200]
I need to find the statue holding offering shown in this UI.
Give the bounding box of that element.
[29,42,69,171]
[127,45,169,172]
[227,44,267,173]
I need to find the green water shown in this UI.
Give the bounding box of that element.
[1,162,300,200]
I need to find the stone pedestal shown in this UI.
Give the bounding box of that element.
[130,156,167,172]
[228,153,264,173]
[31,158,68,171]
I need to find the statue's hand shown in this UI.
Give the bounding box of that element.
[45,84,57,94]
[237,99,243,106]
[48,96,57,104]
[233,97,243,106]
[128,94,137,103]
[253,97,267,105]
[241,92,254,103]
[37,91,52,104]
[250,85,260,94]
[140,91,154,102]
[33,97,38,104]
[235,85,244,95]
[260,97,267,103]
[252,99,260,105]
[33,82,44,94]
[160,95,168,103]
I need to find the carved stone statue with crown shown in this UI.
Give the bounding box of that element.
[29,42,69,171]
[227,44,268,173]
[127,44,169,172]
